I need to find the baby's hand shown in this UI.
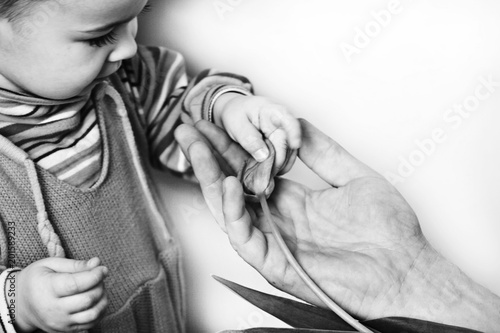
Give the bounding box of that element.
[213,94,301,175]
[14,257,108,332]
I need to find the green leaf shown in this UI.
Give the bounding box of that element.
[364,317,484,333]
[213,275,358,331]
[213,276,484,333]
[220,329,355,333]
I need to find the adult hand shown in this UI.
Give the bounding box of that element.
[175,119,500,332]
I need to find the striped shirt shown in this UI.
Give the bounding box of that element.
[0,46,252,187]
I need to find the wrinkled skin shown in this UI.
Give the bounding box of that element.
[175,120,500,332]
[176,120,428,319]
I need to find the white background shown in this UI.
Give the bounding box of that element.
[137,1,500,331]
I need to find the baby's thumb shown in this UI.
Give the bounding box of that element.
[232,123,269,162]
[42,257,101,273]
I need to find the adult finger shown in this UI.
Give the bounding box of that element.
[189,140,226,229]
[223,177,268,270]
[174,123,210,163]
[52,266,108,297]
[195,120,249,174]
[298,119,379,187]
[63,282,105,314]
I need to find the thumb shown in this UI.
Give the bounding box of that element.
[298,119,378,187]
[229,122,269,163]
[41,257,101,273]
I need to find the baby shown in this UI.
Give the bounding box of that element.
[0,0,301,332]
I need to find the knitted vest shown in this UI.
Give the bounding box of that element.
[0,81,185,332]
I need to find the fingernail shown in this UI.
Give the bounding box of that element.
[88,257,100,267]
[254,148,269,162]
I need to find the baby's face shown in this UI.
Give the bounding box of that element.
[0,0,149,100]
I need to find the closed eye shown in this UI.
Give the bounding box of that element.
[85,2,151,48]
[87,31,119,48]
[141,3,153,14]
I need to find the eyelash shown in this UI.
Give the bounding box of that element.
[87,31,119,48]
[87,3,152,48]
[141,3,153,13]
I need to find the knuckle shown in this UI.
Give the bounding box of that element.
[46,318,65,331]
[274,104,288,114]
[241,135,261,149]
[64,275,79,294]
[269,129,287,141]
[247,95,268,105]
[263,102,286,114]
[72,259,84,271]
[83,294,95,309]
[45,319,57,329]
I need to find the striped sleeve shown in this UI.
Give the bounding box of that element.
[119,45,253,173]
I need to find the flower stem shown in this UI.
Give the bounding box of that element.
[258,194,372,333]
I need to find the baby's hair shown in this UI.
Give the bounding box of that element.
[0,0,48,22]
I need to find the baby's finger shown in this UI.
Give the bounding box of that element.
[174,123,210,163]
[232,122,269,163]
[42,257,100,273]
[277,149,298,176]
[53,266,108,297]
[195,120,249,174]
[62,282,105,314]
[67,322,98,332]
[70,293,108,325]
[268,129,288,173]
[267,109,302,149]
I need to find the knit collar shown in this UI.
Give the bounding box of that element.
[0,84,100,124]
